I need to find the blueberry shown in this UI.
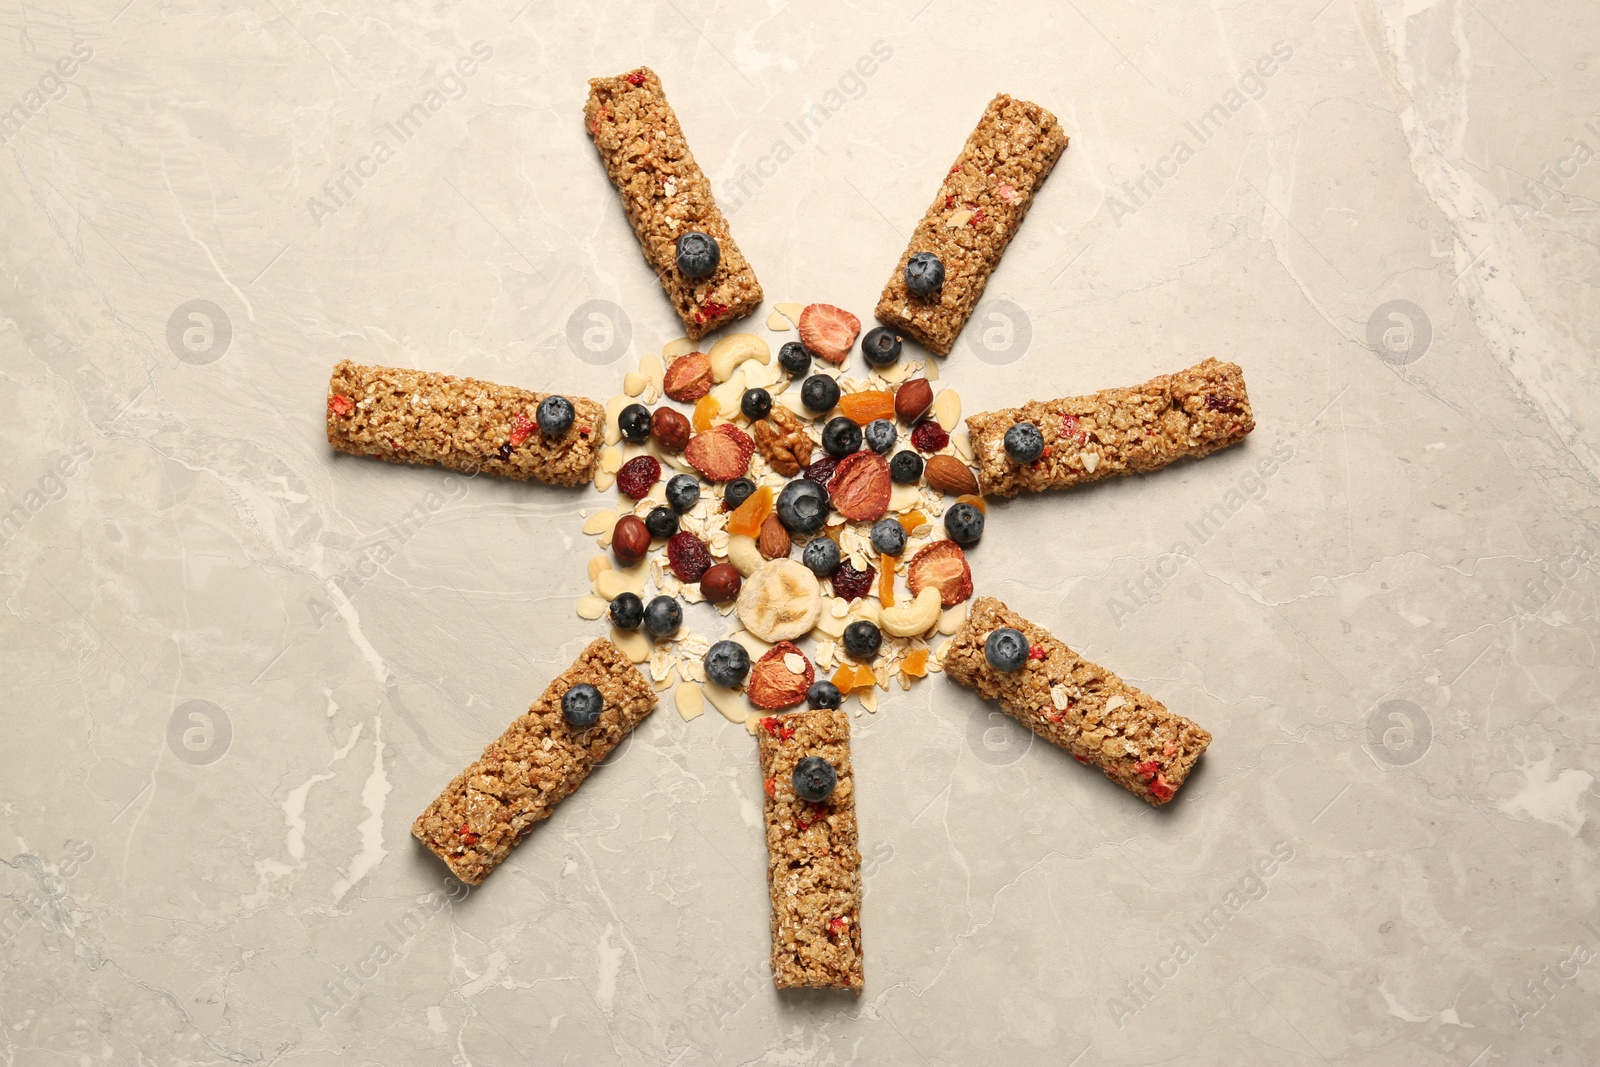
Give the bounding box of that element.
[890,450,924,484]
[801,536,841,578]
[800,374,841,413]
[776,479,829,535]
[806,680,842,710]
[821,417,862,458]
[861,326,902,367]
[645,506,679,539]
[561,683,603,728]
[675,231,720,279]
[704,640,751,688]
[864,419,897,455]
[842,620,882,660]
[792,755,838,803]
[870,517,906,556]
[609,591,644,631]
[778,340,811,376]
[666,474,701,513]
[905,251,945,299]
[643,595,682,637]
[740,388,772,421]
[1004,422,1044,464]
[984,627,1028,672]
[618,403,651,443]
[724,477,757,511]
[944,502,984,545]
[537,395,574,436]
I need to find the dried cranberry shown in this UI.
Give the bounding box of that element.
[1027,644,1047,660]
[496,443,513,461]
[829,917,848,933]
[910,419,949,453]
[969,209,986,226]
[1206,394,1242,414]
[831,557,875,602]
[328,395,355,417]
[455,823,480,846]
[1061,414,1087,444]
[694,300,730,324]
[624,70,648,86]
[615,455,661,499]
[666,530,711,582]
[802,456,839,486]
[943,195,956,210]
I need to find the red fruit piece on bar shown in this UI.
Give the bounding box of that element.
[798,304,861,364]
[685,423,754,482]
[328,395,355,417]
[509,413,535,447]
[616,455,661,499]
[911,419,949,453]
[666,530,712,583]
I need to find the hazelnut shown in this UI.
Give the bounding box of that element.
[650,407,691,452]
[699,563,742,602]
[611,515,651,565]
[894,378,934,423]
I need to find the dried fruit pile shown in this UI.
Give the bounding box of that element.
[572,302,987,729]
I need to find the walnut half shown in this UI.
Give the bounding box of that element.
[752,405,813,476]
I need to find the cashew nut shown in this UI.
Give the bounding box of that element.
[879,586,942,637]
[708,333,771,382]
[727,533,765,576]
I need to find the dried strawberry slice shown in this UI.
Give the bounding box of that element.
[685,423,754,482]
[616,455,661,499]
[798,304,861,364]
[1060,414,1088,444]
[910,419,949,453]
[666,530,711,583]
[509,413,535,447]
[694,300,732,324]
[943,194,956,210]
[969,209,987,226]
[831,558,875,602]
[328,395,355,417]
[905,541,973,607]
[802,456,839,486]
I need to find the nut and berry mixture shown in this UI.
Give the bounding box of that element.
[573,305,989,730]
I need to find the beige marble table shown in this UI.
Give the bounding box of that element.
[2,1,1597,1064]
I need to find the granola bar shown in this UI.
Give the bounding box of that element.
[965,358,1253,499]
[943,598,1211,805]
[326,360,602,488]
[585,67,763,340]
[874,94,1068,356]
[756,711,864,990]
[411,639,657,884]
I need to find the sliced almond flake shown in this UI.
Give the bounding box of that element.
[623,371,648,397]
[1082,451,1101,473]
[587,555,611,582]
[947,209,973,228]
[1050,685,1071,710]
[729,630,772,659]
[830,597,849,618]
[923,356,940,382]
[952,426,973,460]
[782,652,806,674]
[596,567,646,600]
[604,395,631,445]
[765,309,793,331]
[1104,694,1127,712]
[597,510,617,543]
[653,666,677,692]
[599,446,624,475]
[859,687,878,713]
[888,484,921,513]
[744,712,763,734]
[704,683,748,723]
[931,389,961,431]
[611,628,652,663]
[675,681,705,722]
[662,336,695,360]
[575,594,609,620]
[648,648,673,682]
[774,301,804,325]
[815,611,847,639]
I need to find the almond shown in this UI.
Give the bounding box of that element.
[747,640,814,710]
[924,454,978,496]
[757,513,791,560]
[826,450,891,522]
[894,378,934,423]
[662,351,713,401]
[684,423,754,482]
[906,541,973,607]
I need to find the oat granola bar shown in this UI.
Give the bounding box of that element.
[965,358,1253,499]
[585,67,763,340]
[326,360,602,488]
[756,711,864,990]
[943,598,1211,805]
[411,639,657,884]
[874,94,1068,356]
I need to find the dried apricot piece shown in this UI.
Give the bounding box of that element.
[692,395,720,432]
[728,484,773,537]
[838,390,895,426]
[878,552,895,608]
[955,493,986,515]
[897,510,926,534]
[900,649,929,678]
[831,664,862,694]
